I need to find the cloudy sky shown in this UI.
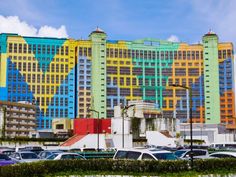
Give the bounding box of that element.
[0,0,236,45]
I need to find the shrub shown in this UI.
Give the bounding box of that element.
[1,158,236,177]
[193,158,236,172]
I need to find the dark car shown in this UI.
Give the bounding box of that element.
[174,149,209,160]
[0,153,16,166]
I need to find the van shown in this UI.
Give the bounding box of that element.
[113,148,178,160]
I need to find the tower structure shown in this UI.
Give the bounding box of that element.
[89,28,107,118]
[202,31,220,124]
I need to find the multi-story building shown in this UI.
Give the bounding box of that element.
[0,34,77,129]
[0,29,235,130]
[80,29,235,125]
[0,101,36,138]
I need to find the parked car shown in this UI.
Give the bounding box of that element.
[38,150,63,159]
[209,151,236,158]
[0,153,16,166]
[18,146,44,155]
[210,142,236,150]
[113,148,178,160]
[47,152,86,160]
[10,151,40,163]
[0,148,15,156]
[174,149,209,160]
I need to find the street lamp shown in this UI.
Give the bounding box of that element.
[121,104,135,148]
[1,107,7,138]
[171,84,193,169]
[87,108,100,151]
[196,124,205,143]
[182,124,188,141]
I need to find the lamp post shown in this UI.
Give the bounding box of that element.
[121,104,135,148]
[87,108,100,151]
[171,84,193,169]
[1,107,7,138]
[182,124,188,141]
[196,124,204,142]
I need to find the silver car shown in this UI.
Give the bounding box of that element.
[10,151,40,163]
[47,152,86,160]
[209,151,236,158]
[113,148,178,160]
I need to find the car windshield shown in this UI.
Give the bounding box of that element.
[0,154,11,160]
[174,150,187,157]
[47,154,58,160]
[153,152,178,160]
[21,153,38,159]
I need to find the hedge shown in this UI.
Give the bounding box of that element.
[0,158,236,177]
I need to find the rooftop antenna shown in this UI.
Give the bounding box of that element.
[208,28,215,34]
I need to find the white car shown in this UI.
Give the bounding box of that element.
[47,152,86,160]
[209,151,236,158]
[174,149,209,160]
[113,148,178,160]
[10,151,40,163]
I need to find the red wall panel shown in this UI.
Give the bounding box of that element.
[74,118,111,135]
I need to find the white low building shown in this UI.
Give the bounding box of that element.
[61,100,177,149]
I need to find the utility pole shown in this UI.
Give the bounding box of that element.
[172,84,193,169]
[121,104,135,148]
[2,107,7,139]
[87,108,100,151]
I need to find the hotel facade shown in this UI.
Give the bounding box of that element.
[0,29,235,130]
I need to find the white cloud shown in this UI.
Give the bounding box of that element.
[167,35,180,42]
[38,25,68,38]
[0,15,68,38]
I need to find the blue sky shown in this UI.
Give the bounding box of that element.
[0,0,236,45]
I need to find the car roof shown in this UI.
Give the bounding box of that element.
[0,149,15,151]
[17,151,37,154]
[210,151,236,155]
[116,148,171,154]
[57,152,80,155]
[42,150,62,152]
[176,149,207,151]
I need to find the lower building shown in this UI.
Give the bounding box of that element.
[0,101,36,138]
[179,123,235,145]
[52,118,74,138]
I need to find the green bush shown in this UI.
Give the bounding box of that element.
[1,159,236,177]
[193,158,236,172]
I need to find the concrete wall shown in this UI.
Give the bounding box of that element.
[146,131,176,147]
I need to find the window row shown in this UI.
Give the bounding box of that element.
[9,62,70,73]
[218,50,233,59]
[78,47,92,57]
[8,43,69,55]
[106,48,204,60]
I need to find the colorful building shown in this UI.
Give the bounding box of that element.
[0,29,235,130]
[0,33,77,129]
